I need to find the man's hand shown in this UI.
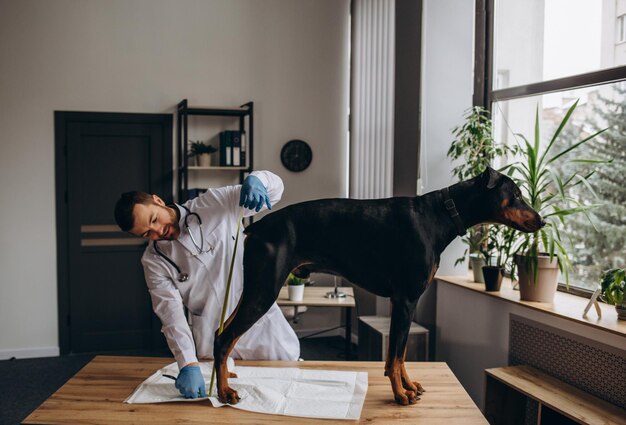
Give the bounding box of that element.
[240,175,271,212]
[175,365,206,398]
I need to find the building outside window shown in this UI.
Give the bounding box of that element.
[478,0,626,292]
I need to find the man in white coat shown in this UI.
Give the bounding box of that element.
[114,171,300,399]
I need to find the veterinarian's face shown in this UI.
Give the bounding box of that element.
[129,195,181,240]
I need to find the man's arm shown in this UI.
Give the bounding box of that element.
[143,255,207,399]
[142,256,198,369]
[239,170,284,217]
[191,170,283,218]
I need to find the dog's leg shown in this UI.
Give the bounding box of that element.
[384,297,419,405]
[213,236,290,404]
[400,347,425,395]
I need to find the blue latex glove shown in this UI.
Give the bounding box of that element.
[175,365,206,399]
[240,175,272,212]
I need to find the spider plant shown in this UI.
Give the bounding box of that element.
[505,100,609,285]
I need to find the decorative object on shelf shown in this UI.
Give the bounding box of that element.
[449,106,517,282]
[286,272,305,302]
[281,139,312,172]
[600,267,626,320]
[189,140,217,167]
[582,286,602,318]
[505,100,610,302]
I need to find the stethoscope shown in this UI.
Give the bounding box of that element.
[153,205,213,283]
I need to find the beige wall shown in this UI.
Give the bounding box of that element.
[0,0,350,357]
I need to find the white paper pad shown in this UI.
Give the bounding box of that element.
[125,360,368,420]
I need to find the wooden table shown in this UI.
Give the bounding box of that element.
[23,356,487,424]
[277,286,356,359]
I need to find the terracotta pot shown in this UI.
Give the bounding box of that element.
[515,254,560,302]
[482,266,503,291]
[470,255,486,283]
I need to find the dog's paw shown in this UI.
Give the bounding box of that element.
[412,381,425,395]
[218,386,240,405]
[393,392,413,406]
[402,378,425,395]
[393,390,420,405]
[405,390,421,404]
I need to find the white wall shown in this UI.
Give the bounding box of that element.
[420,0,474,275]
[0,0,350,358]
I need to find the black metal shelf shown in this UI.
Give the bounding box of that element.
[176,99,254,203]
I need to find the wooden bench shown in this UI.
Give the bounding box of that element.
[484,365,625,425]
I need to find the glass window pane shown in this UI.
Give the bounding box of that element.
[492,82,626,291]
[494,0,626,90]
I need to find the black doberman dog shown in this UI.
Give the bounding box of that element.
[213,167,544,405]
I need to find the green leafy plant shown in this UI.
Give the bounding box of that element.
[455,228,487,266]
[189,140,217,156]
[448,106,518,181]
[286,273,305,286]
[600,268,625,306]
[484,225,516,269]
[449,106,517,268]
[505,100,610,284]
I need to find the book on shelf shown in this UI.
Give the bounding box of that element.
[232,131,241,166]
[219,130,232,166]
[240,131,246,167]
[219,130,246,167]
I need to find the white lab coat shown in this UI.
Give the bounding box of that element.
[141,171,300,369]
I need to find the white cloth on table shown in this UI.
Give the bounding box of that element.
[124,360,368,420]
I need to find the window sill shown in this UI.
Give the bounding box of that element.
[435,274,626,338]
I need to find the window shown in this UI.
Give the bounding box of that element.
[476,0,626,292]
[618,14,626,43]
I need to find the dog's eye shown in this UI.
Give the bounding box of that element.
[514,192,521,200]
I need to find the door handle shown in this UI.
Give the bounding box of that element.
[80,225,146,247]
[81,238,147,247]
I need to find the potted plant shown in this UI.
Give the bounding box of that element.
[189,140,217,167]
[449,106,517,282]
[600,268,626,320]
[482,225,516,291]
[286,272,305,302]
[455,229,488,282]
[506,100,608,302]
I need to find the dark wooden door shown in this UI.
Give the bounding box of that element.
[56,112,172,354]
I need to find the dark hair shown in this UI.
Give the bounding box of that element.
[114,191,154,232]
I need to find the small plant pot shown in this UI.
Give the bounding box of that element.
[288,285,304,302]
[196,153,212,167]
[616,305,626,321]
[469,255,486,283]
[482,266,503,292]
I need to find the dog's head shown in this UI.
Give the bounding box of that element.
[479,167,545,233]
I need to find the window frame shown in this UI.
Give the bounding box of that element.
[618,14,626,44]
[473,0,626,297]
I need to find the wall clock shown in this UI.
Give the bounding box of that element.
[280,139,312,172]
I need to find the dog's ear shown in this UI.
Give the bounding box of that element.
[483,166,501,189]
